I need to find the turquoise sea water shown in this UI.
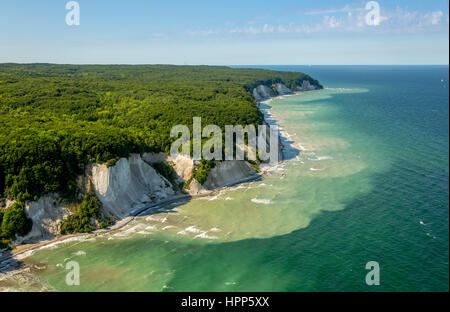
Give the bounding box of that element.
[10,66,449,291]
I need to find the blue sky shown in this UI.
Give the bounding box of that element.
[0,0,448,65]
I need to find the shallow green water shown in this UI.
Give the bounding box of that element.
[14,66,450,291]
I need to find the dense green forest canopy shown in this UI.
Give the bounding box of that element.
[0,64,320,201]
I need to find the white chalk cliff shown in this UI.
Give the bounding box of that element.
[203,161,257,190]
[15,194,69,244]
[253,85,276,101]
[89,154,175,219]
[275,83,293,95]
[297,80,317,91]
[253,81,319,100]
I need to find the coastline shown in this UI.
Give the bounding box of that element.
[0,174,265,267]
[259,91,312,154]
[0,92,301,269]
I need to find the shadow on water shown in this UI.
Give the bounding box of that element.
[163,159,449,292]
[0,249,24,274]
[135,197,192,217]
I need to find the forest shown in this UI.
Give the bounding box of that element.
[0,64,321,202]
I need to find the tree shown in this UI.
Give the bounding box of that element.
[1,202,32,239]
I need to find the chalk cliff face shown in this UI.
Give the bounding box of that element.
[252,85,276,101]
[88,154,261,217]
[297,80,317,91]
[15,194,69,244]
[89,154,175,219]
[252,80,320,101]
[202,161,257,190]
[142,153,195,185]
[275,83,293,95]
[183,161,257,195]
[171,155,195,183]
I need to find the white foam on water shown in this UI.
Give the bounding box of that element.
[144,215,168,223]
[198,196,214,200]
[325,87,357,91]
[226,184,251,192]
[194,232,218,240]
[315,156,333,161]
[18,235,91,259]
[251,198,273,205]
[79,237,97,242]
[123,225,144,235]
[113,232,127,237]
[15,250,35,260]
[185,226,203,233]
[73,250,86,256]
[136,231,154,235]
[263,165,280,173]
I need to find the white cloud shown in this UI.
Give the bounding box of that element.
[323,16,340,28]
[425,11,444,25]
[263,24,275,33]
[180,6,448,38]
[300,5,364,16]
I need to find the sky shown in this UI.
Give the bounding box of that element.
[0,0,448,65]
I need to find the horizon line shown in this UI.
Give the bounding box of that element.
[1,62,449,66]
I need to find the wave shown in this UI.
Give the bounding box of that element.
[315,156,333,161]
[251,198,273,204]
[136,231,154,235]
[194,232,218,240]
[184,226,203,233]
